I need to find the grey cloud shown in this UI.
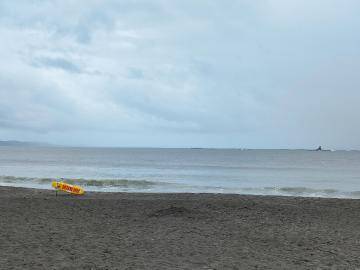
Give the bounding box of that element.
[127,68,144,79]
[0,0,360,148]
[32,57,82,73]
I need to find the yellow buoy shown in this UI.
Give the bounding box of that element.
[52,181,85,195]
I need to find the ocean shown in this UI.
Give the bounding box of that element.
[0,146,360,198]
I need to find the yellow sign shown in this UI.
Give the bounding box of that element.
[52,181,85,195]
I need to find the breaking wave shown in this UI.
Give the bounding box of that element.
[1,175,360,198]
[0,175,165,189]
[239,186,351,198]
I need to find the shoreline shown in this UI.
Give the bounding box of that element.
[2,181,360,200]
[1,186,360,269]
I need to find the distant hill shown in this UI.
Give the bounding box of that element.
[0,140,50,147]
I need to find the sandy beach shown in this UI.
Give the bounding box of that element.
[1,186,360,269]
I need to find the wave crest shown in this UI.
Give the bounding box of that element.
[1,175,360,198]
[0,175,162,188]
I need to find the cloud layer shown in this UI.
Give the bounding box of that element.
[0,0,360,148]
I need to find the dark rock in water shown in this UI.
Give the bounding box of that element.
[316,146,322,151]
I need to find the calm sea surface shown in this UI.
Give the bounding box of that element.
[1,146,360,198]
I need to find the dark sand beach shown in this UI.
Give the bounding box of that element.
[1,186,360,269]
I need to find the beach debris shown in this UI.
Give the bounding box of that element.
[51,181,85,195]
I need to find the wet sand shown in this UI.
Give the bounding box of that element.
[1,186,360,269]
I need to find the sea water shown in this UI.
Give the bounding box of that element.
[0,146,360,198]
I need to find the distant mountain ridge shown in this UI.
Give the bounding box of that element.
[0,140,50,146]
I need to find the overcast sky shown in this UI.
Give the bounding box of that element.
[0,0,359,149]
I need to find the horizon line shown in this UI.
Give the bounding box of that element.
[0,140,357,151]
